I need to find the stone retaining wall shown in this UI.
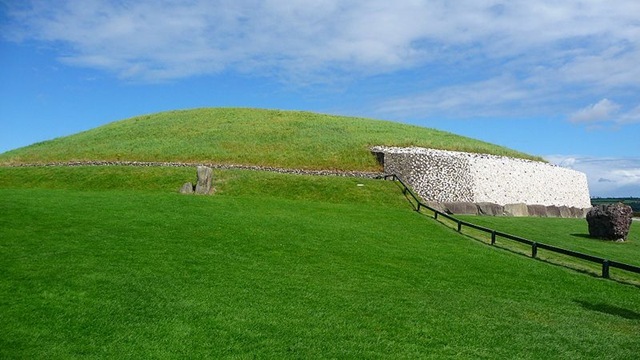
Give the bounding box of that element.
[372,146,591,211]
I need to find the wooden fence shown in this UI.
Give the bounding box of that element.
[384,174,640,279]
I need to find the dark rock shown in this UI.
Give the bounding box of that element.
[586,203,633,241]
[546,205,561,218]
[443,202,479,215]
[504,203,528,217]
[180,182,194,194]
[477,202,504,216]
[195,166,213,195]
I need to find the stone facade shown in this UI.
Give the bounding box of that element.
[372,146,591,211]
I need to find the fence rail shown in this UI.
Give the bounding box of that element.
[385,174,640,279]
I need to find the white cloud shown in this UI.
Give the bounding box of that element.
[546,155,640,197]
[4,0,640,86]
[568,99,640,126]
[3,0,640,127]
[375,75,535,118]
[569,99,621,123]
[619,105,640,125]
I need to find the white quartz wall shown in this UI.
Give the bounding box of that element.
[372,147,591,209]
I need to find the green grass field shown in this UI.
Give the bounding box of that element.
[456,215,640,268]
[0,108,542,170]
[1,167,640,358]
[1,108,638,358]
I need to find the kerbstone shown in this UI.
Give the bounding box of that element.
[527,205,548,217]
[477,202,505,216]
[443,202,479,215]
[504,203,529,217]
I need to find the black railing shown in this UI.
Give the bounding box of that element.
[384,174,640,279]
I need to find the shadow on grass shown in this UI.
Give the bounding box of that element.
[575,300,640,320]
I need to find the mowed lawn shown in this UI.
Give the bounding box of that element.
[1,169,640,358]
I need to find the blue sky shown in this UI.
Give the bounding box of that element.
[1,0,639,197]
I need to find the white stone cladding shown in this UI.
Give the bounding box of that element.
[372,146,591,209]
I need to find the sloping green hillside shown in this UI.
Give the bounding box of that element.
[2,176,639,358]
[0,108,541,170]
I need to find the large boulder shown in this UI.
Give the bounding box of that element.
[586,203,633,241]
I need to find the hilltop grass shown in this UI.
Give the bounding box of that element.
[2,186,640,358]
[0,108,542,170]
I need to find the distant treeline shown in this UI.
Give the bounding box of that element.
[591,197,640,215]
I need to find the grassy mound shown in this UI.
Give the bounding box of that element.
[3,108,638,357]
[0,108,542,170]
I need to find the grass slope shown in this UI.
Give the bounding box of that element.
[2,186,639,358]
[1,168,640,357]
[0,108,542,170]
[457,215,640,268]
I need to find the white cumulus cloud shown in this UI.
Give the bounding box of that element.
[546,155,640,197]
[569,99,621,123]
[3,0,640,123]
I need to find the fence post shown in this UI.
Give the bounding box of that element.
[491,231,496,245]
[602,260,610,278]
[532,242,538,258]
[416,203,421,212]
[434,212,438,220]
[457,221,462,232]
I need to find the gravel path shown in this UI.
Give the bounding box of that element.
[3,160,384,179]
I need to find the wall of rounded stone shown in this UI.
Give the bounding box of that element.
[372,146,591,210]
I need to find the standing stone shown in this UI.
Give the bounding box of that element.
[195,166,213,195]
[180,182,194,194]
[586,203,633,241]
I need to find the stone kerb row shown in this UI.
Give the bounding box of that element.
[372,146,592,214]
[6,160,382,178]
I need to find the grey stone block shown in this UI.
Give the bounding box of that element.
[527,205,548,217]
[443,202,479,215]
[504,203,529,217]
[477,202,505,216]
[546,205,561,217]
